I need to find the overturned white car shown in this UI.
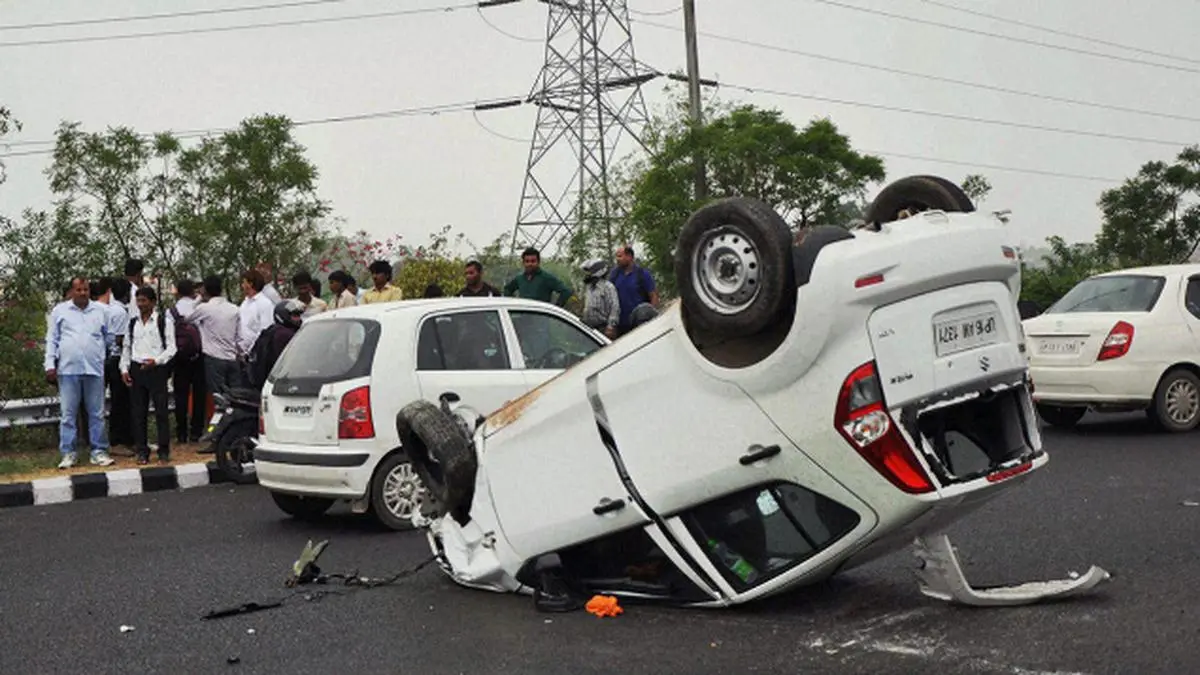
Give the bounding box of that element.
[395,176,1109,609]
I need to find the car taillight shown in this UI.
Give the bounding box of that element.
[1097,321,1134,361]
[834,362,934,494]
[258,413,265,436]
[338,386,375,439]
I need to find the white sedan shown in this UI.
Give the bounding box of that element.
[1023,264,1200,432]
[391,176,1107,609]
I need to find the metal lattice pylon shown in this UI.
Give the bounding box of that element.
[510,0,657,257]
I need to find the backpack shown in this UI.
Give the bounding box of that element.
[129,312,167,355]
[170,306,203,361]
[246,324,280,389]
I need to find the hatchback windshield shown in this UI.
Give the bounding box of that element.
[1046,275,1165,314]
[271,318,380,385]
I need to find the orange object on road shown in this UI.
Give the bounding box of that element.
[585,595,623,618]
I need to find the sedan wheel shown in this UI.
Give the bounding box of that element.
[1154,369,1200,432]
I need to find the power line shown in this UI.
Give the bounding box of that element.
[916,0,1200,66]
[0,96,526,159]
[0,2,475,48]
[0,0,351,32]
[863,148,1122,184]
[710,76,1195,148]
[807,0,1200,76]
[632,18,1200,124]
[475,5,541,42]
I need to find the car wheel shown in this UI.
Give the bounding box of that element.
[270,491,334,520]
[1036,403,1086,428]
[1152,368,1200,432]
[369,453,428,531]
[395,400,477,526]
[862,175,975,226]
[674,197,795,337]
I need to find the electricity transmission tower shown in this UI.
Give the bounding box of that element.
[510,0,658,256]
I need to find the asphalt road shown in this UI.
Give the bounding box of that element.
[2,412,1196,675]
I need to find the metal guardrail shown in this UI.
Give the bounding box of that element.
[0,394,176,430]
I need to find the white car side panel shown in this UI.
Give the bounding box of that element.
[415,370,532,418]
[482,365,650,562]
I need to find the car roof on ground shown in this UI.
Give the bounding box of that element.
[303,296,563,322]
[1094,263,1200,279]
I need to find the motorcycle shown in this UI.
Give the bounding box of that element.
[202,387,261,485]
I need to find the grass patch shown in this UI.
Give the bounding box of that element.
[0,451,52,478]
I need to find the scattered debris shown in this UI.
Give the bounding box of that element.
[246,628,256,635]
[1181,500,1199,507]
[226,656,240,665]
[119,625,135,633]
[914,534,1111,607]
[585,595,623,617]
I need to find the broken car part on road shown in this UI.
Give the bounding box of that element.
[393,174,1112,611]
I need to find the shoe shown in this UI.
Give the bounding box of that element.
[136,454,150,466]
[157,455,170,464]
[58,452,77,470]
[90,452,115,467]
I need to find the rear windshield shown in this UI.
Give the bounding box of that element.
[270,318,381,393]
[1045,275,1165,314]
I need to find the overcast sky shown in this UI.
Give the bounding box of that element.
[2,0,1198,259]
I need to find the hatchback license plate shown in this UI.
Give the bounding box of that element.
[934,311,999,357]
[283,404,313,418]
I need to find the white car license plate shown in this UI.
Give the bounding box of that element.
[1038,338,1081,355]
[283,404,313,418]
[934,311,999,357]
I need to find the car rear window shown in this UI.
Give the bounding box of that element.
[1045,275,1165,314]
[270,318,381,395]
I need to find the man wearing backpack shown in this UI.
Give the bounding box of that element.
[120,287,177,464]
[170,279,207,445]
[610,245,660,337]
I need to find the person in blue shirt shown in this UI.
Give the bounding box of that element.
[609,245,659,336]
[44,276,114,469]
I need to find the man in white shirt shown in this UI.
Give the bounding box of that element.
[238,268,276,364]
[120,286,177,464]
[257,261,284,305]
[328,270,358,309]
[292,271,328,318]
[186,275,241,401]
[124,258,145,321]
[170,279,207,444]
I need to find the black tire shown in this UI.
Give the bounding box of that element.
[1036,403,1086,428]
[863,175,975,226]
[1151,368,1200,433]
[215,418,258,485]
[674,197,795,337]
[270,491,334,520]
[395,400,477,526]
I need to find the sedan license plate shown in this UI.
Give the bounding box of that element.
[934,311,999,357]
[1038,338,1081,355]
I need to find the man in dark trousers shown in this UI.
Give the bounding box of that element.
[121,287,177,464]
[170,279,206,444]
[106,278,135,451]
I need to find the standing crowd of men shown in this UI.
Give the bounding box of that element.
[42,245,657,471]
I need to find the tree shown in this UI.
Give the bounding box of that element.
[1094,146,1200,268]
[619,95,885,293]
[1020,235,1109,309]
[961,174,992,204]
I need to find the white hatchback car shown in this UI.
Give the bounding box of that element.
[254,297,609,529]
[393,176,1054,608]
[1023,264,1200,432]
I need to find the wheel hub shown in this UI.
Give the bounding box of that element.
[1165,378,1199,425]
[691,225,761,315]
[383,462,425,520]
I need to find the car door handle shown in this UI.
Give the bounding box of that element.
[593,497,626,515]
[739,444,782,465]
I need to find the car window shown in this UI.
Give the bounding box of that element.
[682,483,860,592]
[416,311,510,371]
[1185,279,1200,319]
[1045,275,1165,314]
[272,318,379,385]
[509,310,603,370]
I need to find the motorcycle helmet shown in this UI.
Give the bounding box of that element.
[581,258,609,281]
[629,302,659,328]
[274,298,305,329]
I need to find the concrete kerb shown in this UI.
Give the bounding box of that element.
[0,462,255,510]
